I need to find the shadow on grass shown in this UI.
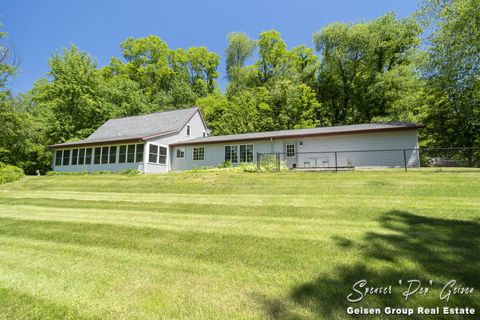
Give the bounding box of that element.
[0,287,100,320]
[263,210,480,319]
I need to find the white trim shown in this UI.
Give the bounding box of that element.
[53,142,145,167]
[193,146,205,161]
[147,143,168,165]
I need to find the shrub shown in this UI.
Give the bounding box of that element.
[217,161,232,168]
[257,155,288,172]
[0,163,24,185]
[119,169,140,175]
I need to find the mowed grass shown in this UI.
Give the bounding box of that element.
[0,170,478,320]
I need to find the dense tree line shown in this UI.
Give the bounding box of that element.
[0,0,478,173]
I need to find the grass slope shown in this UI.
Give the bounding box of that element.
[0,171,478,319]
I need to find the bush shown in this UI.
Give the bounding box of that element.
[119,169,140,175]
[0,163,24,185]
[217,161,232,168]
[257,155,288,172]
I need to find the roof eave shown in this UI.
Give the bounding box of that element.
[170,125,425,147]
[48,137,144,149]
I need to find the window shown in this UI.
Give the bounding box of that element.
[149,145,158,163]
[193,147,204,161]
[71,149,78,165]
[224,145,237,163]
[85,148,92,165]
[101,146,109,164]
[286,144,295,157]
[159,146,167,164]
[55,150,62,166]
[136,144,144,162]
[109,146,117,164]
[78,149,85,165]
[176,148,185,158]
[94,147,101,164]
[127,145,135,163]
[203,131,206,137]
[63,150,70,166]
[186,124,191,136]
[119,145,126,163]
[240,144,254,163]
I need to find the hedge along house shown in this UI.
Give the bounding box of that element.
[50,107,424,173]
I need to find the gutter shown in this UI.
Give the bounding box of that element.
[170,125,425,147]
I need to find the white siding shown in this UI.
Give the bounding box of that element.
[143,111,207,173]
[171,130,421,171]
[54,162,144,173]
[172,140,273,171]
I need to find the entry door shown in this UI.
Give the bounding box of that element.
[284,142,297,168]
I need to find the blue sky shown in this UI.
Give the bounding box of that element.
[1,0,418,94]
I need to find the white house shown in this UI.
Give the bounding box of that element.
[50,107,424,173]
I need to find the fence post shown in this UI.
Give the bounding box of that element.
[256,152,260,170]
[276,152,280,171]
[335,152,338,172]
[403,149,407,172]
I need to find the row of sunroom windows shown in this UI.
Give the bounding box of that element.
[54,144,144,166]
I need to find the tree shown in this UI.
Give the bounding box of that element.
[107,35,220,109]
[419,0,480,163]
[225,32,256,82]
[33,45,109,144]
[313,13,424,125]
[0,21,17,99]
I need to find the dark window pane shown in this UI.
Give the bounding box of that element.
[136,144,144,162]
[187,125,191,136]
[119,145,126,163]
[231,146,238,163]
[72,149,78,165]
[94,147,101,164]
[63,150,70,166]
[176,148,184,158]
[149,145,158,163]
[78,149,85,165]
[127,145,135,163]
[240,145,246,162]
[246,144,254,162]
[109,146,117,164]
[159,146,167,164]
[85,148,92,165]
[101,147,109,164]
[225,146,231,162]
[55,150,62,166]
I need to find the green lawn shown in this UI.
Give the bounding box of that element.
[0,170,478,319]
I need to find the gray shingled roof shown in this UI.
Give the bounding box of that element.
[51,107,199,147]
[171,122,424,146]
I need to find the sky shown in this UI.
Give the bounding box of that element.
[1,0,419,94]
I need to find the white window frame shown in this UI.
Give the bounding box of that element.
[147,143,168,165]
[149,144,159,163]
[224,144,254,163]
[286,143,295,157]
[186,124,191,137]
[193,146,205,161]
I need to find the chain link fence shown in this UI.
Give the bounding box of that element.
[257,147,480,172]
